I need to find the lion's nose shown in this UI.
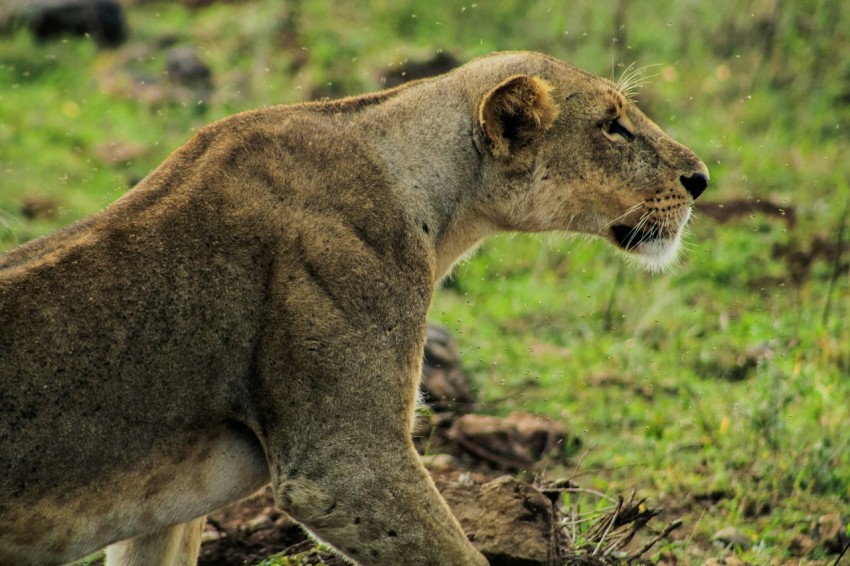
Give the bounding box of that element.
[680,172,708,200]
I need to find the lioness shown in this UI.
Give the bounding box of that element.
[0,51,707,565]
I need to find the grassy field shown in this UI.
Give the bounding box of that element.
[2,0,849,563]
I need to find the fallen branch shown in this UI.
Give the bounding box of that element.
[627,518,684,561]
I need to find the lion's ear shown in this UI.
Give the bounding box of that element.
[478,75,559,165]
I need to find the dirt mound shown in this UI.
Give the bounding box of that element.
[198,470,678,566]
[198,488,348,565]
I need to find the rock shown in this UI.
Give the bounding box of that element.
[92,42,215,108]
[421,322,476,411]
[418,408,576,471]
[505,410,574,460]
[439,476,559,565]
[244,513,272,533]
[26,0,127,48]
[20,195,60,220]
[201,523,221,543]
[151,0,242,9]
[383,52,459,88]
[700,556,747,566]
[420,453,456,473]
[787,533,815,555]
[712,526,751,550]
[95,139,149,166]
[0,1,26,34]
[165,46,212,89]
[448,414,536,471]
[443,411,575,470]
[164,46,213,104]
[814,512,847,554]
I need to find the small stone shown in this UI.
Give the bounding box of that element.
[420,453,456,472]
[200,524,221,543]
[447,414,535,470]
[712,526,751,550]
[244,513,272,532]
[95,139,148,166]
[505,410,573,459]
[383,52,458,88]
[421,322,476,411]
[20,195,60,220]
[165,46,212,90]
[787,533,815,555]
[814,512,847,554]
[274,515,294,529]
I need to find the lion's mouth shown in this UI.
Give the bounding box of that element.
[610,224,664,251]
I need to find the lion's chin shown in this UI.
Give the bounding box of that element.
[609,208,692,273]
[610,223,664,250]
[627,232,683,273]
[609,224,681,272]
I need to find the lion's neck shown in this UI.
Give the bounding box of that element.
[358,83,499,283]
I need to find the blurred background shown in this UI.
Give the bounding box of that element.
[1,0,849,564]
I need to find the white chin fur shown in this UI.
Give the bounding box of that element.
[627,230,683,273]
[626,208,690,273]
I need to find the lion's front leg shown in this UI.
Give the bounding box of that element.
[270,429,487,566]
[256,255,483,563]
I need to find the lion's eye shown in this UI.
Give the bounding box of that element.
[605,118,635,141]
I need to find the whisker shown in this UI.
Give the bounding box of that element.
[625,211,652,249]
[606,202,645,227]
[615,61,637,90]
[616,63,662,101]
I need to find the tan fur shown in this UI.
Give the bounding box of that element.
[0,51,707,566]
[105,517,205,565]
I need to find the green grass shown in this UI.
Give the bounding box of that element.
[3,0,850,563]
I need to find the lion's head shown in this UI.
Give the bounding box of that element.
[471,53,709,272]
